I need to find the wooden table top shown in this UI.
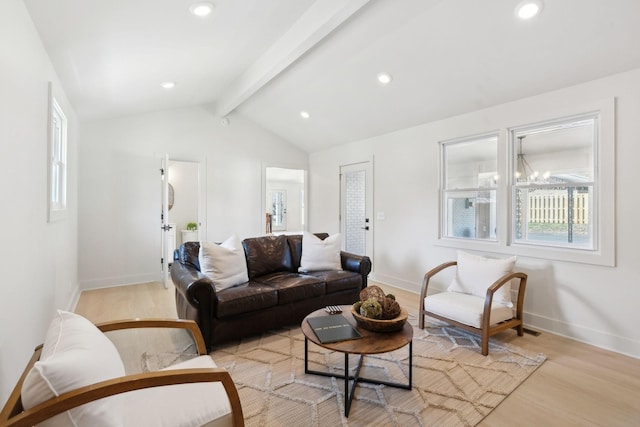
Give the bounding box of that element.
[302,305,413,355]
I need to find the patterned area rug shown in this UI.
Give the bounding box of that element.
[160,316,543,427]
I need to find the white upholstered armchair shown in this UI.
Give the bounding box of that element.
[1,311,244,427]
[419,251,528,356]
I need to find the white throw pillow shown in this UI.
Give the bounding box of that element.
[21,310,125,427]
[199,235,249,291]
[447,251,516,307]
[298,231,342,272]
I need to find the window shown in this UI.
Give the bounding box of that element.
[510,114,597,250]
[441,135,498,241]
[437,99,614,266]
[49,96,67,221]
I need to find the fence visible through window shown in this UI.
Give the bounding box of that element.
[528,192,588,224]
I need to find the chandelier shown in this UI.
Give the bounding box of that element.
[516,136,550,182]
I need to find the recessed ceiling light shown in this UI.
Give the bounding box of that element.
[190,2,215,17]
[377,72,393,84]
[160,81,176,89]
[515,0,543,20]
[300,111,310,119]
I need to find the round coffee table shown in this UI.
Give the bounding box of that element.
[301,305,413,417]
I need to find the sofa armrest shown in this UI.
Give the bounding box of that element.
[170,262,218,350]
[340,251,372,288]
[170,262,217,308]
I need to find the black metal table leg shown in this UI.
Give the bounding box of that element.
[344,353,350,416]
[409,340,413,387]
[304,339,413,418]
[304,337,309,373]
[344,354,365,417]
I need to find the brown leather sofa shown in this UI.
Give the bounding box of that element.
[171,233,372,350]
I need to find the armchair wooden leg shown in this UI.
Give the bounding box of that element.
[481,333,489,356]
[517,323,524,336]
[418,308,425,329]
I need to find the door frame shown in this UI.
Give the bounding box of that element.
[161,155,170,289]
[160,154,207,288]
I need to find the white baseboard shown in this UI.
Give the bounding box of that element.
[79,273,160,290]
[370,272,422,294]
[524,312,640,360]
[66,286,82,312]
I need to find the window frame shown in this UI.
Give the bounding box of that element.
[48,84,68,223]
[440,133,500,243]
[508,112,599,251]
[436,98,615,267]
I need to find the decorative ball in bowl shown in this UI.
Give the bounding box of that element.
[351,306,408,333]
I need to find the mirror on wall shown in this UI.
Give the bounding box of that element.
[264,167,306,234]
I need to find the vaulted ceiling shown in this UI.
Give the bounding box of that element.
[25,0,640,152]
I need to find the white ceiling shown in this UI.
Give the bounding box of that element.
[24,0,640,153]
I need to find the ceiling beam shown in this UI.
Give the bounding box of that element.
[214,0,371,117]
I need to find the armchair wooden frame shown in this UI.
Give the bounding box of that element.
[419,261,528,356]
[0,319,244,427]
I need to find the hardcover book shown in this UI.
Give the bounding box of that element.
[307,314,362,344]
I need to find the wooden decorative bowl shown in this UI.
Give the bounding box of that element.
[351,306,408,333]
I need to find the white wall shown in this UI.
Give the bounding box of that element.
[78,108,308,288]
[309,68,640,359]
[0,0,79,406]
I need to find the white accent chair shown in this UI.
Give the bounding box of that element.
[419,252,528,356]
[1,311,244,427]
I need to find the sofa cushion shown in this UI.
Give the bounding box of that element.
[243,235,292,279]
[215,282,279,318]
[255,272,326,304]
[178,241,201,271]
[21,310,125,427]
[299,231,342,273]
[424,292,513,328]
[199,236,248,292]
[124,356,232,427]
[307,270,362,294]
[447,251,516,308]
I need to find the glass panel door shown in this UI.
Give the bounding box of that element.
[340,161,373,258]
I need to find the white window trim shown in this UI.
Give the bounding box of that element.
[48,82,68,223]
[437,98,615,267]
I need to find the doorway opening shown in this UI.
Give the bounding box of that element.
[169,160,201,246]
[161,156,204,288]
[264,166,306,234]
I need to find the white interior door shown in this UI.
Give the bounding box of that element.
[160,154,171,289]
[340,161,373,259]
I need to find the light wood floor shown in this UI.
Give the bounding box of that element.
[75,281,640,426]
